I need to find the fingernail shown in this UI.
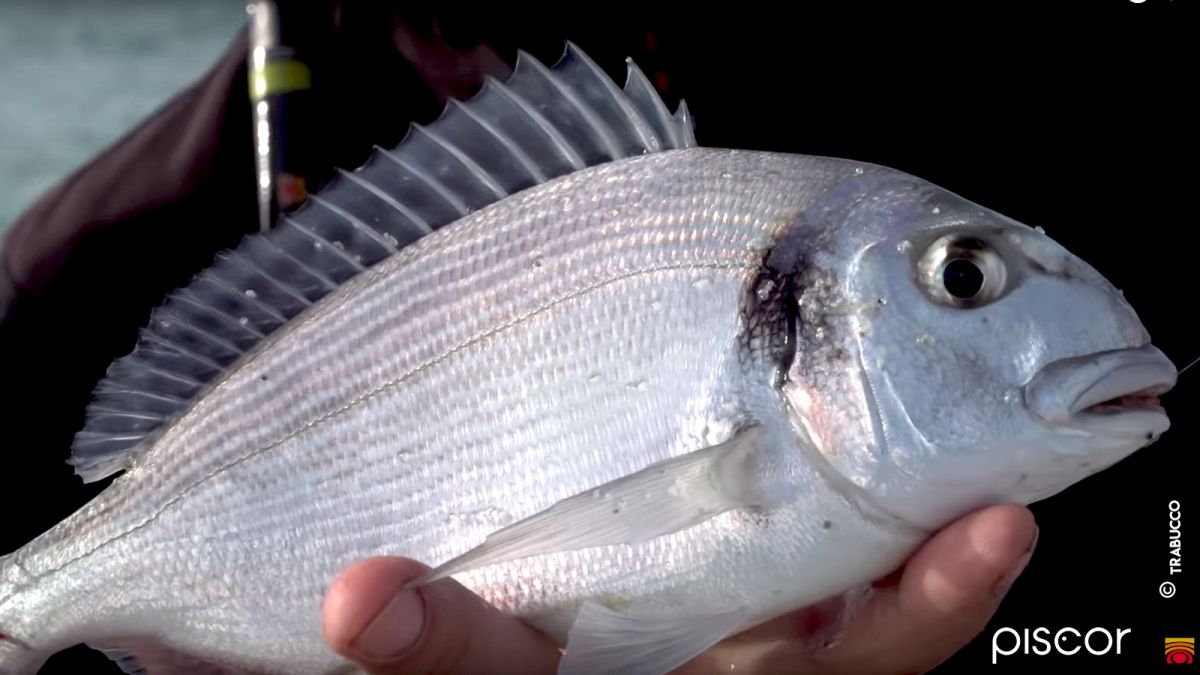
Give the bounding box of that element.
[993,525,1038,598]
[352,588,425,661]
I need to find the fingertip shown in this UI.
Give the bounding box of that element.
[902,504,1038,617]
[322,557,429,659]
[984,504,1041,593]
[971,504,1037,570]
[321,556,562,675]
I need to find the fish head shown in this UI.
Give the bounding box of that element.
[779,165,1176,530]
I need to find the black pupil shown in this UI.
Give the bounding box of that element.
[943,258,984,299]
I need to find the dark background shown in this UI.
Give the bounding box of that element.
[1,2,1193,673]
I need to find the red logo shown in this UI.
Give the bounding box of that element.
[1166,637,1194,665]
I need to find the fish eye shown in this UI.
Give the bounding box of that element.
[943,258,983,299]
[917,235,1007,308]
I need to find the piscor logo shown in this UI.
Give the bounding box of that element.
[991,627,1131,664]
[1166,637,1195,665]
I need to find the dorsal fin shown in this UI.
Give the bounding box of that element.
[69,42,696,483]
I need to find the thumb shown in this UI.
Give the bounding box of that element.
[322,557,562,674]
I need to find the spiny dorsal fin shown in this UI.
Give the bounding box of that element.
[69,42,696,483]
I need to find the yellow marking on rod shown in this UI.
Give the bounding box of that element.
[249,59,311,100]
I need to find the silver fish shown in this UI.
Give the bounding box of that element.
[0,43,1176,675]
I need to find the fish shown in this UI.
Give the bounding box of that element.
[0,41,1177,675]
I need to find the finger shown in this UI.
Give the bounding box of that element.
[680,504,1037,675]
[814,503,1039,674]
[322,557,562,675]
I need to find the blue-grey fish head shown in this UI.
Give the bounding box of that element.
[779,165,1176,530]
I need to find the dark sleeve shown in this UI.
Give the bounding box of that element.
[0,25,263,541]
[0,28,256,321]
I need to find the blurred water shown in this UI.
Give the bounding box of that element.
[0,0,245,235]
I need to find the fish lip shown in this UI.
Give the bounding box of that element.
[1024,344,1177,436]
[1071,374,1172,417]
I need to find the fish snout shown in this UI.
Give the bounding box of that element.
[1023,344,1176,441]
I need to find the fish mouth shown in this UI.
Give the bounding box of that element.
[1025,344,1177,437]
[1072,380,1171,417]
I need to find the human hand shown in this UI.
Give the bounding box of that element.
[321,503,1037,674]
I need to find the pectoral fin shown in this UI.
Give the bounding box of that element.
[422,425,766,582]
[558,600,747,675]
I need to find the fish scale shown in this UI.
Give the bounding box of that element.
[0,43,1177,675]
